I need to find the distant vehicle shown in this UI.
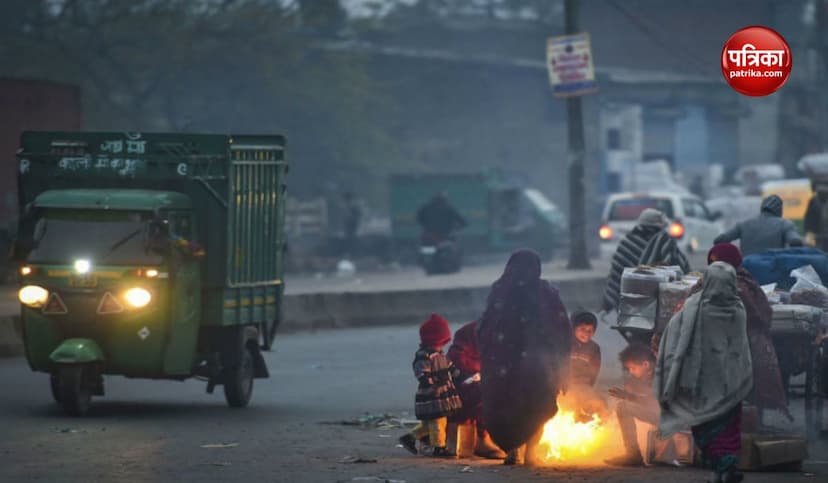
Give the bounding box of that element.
[389,172,567,262]
[598,192,723,258]
[419,237,462,275]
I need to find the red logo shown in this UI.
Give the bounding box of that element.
[721,26,792,96]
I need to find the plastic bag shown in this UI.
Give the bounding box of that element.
[790,265,828,295]
[790,265,828,310]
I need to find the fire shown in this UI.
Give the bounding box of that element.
[535,392,625,465]
[538,410,609,462]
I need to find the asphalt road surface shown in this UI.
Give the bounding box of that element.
[1,324,826,482]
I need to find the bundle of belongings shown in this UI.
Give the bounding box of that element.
[614,266,700,339]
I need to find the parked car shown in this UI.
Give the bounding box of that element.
[598,192,723,259]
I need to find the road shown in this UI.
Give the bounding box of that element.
[1,324,825,482]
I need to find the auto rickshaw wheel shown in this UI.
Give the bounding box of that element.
[224,343,254,408]
[58,366,91,416]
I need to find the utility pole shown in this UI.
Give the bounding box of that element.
[564,0,591,270]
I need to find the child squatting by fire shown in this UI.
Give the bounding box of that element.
[399,313,463,458]
[604,342,659,467]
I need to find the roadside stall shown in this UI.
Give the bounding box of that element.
[743,249,828,400]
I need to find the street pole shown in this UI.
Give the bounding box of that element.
[564,0,592,270]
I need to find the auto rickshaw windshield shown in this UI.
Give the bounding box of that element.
[27,209,164,266]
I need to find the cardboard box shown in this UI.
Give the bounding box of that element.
[738,433,808,471]
[645,429,695,466]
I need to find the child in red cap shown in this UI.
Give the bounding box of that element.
[399,313,463,458]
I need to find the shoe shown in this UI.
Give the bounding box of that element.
[604,453,645,467]
[475,433,507,460]
[398,434,418,455]
[431,447,457,458]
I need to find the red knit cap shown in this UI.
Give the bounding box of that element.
[708,243,743,268]
[420,313,452,348]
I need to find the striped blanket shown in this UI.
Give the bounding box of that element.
[603,226,690,310]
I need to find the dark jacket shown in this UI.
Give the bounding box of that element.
[570,339,601,387]
[714,196,802,256]
[417,197,467,238]
[413,347,462,420]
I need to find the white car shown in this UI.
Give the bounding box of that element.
[598,192,724,258]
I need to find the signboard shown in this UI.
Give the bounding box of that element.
[546,33,598,98]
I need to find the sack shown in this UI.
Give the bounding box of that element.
[657,281,695,333]
[743,248,828,290]
[770,304,824,334]
[621,267,670,297]
[790,265,828,293]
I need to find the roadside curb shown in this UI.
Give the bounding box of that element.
[0,276,607,357]
[280,276,607,332]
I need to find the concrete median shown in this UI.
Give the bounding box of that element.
[280,275,607,332]
[0,275,607,356]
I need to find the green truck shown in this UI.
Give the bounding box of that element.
[390,172,567,260]
[14,131,287,415]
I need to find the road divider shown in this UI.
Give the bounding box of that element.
[280,276,607,332]
[0,276,607,356]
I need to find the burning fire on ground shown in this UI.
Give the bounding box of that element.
[535,390,625,465]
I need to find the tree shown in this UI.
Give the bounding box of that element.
[0,0,401,203]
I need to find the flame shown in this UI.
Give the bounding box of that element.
[538,410,608,462]
[535,392,625,465]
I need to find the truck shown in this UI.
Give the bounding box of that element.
[389,172,567,261]
[14,131,287,415]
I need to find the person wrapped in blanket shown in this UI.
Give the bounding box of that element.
[655,262,753,483]
[602,208,690,312]
[398,313,463,458]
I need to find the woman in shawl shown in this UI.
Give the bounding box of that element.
[477,249,572,466]
[652,243,789,419]
[655,262,753,483]
[705,243,789,419]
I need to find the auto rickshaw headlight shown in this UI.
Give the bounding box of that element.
[124,287,152,308]
[19,285,49,308]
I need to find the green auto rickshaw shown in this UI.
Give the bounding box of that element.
[14,131,287,415]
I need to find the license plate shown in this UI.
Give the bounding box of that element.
[70,275,98,288]
[420,246,437,255]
